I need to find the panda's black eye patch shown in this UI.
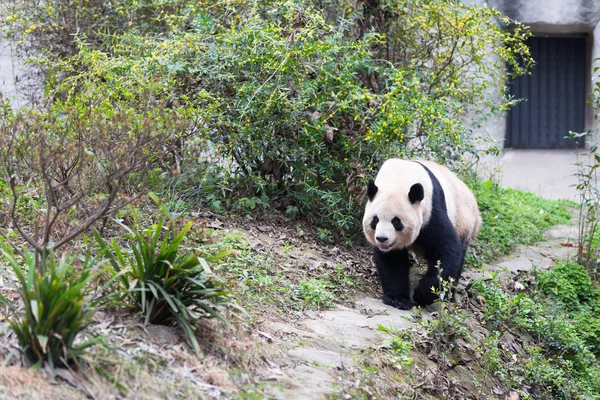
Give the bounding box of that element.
[392,217,403,231]
[370,216,379,230]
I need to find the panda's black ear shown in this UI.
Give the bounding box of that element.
[367,179,378,201]
[409,183,424,204]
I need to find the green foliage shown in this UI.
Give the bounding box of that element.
[468,180,572,266]
[538,261,600,357]
[0,87,183,274]
[0,244,99,369]
[295,279,335,310]
[378,325,413,368]
[2,0,533,236]
[472,278,600,398]
[570,131,600,276]
[237,196,269,213]
[94,216,239,357]
[316,228,333,242]
[539,262,596,311]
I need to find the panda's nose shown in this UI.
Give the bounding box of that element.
[376,236,388,243]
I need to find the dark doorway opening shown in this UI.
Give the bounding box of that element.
[506,36,587,149]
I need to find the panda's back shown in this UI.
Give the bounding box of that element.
[418,160,481,242]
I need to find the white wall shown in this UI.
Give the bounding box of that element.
[471,0,600,147]
[0,40,19,106]
[489,0,600,28]
[0,39,30,108]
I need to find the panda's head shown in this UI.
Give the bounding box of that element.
[362,178,426,252]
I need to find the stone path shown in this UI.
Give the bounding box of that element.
[264,223,578,399]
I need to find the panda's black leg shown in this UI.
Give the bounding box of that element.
[413,264,440,307]
[373,247,413,310]
[413,237,463,307]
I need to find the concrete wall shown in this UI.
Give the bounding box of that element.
[0,39,28,108]
[490,0,600,29]
[471,0,600,147]
[0,40,18,105]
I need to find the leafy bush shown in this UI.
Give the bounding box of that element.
[295,279,335,310]
[538,261,600,356]
[0,244,99,369]
[2,0,534,236]
[539,262,596,311]
[0,91,182,273]
[472,279,600,398]
[95,216,239,357]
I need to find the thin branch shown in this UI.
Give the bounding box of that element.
[53,190,119,250]
[8,175,42,253]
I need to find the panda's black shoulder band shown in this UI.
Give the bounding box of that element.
[415,161,448,213]
[367,179,378,201]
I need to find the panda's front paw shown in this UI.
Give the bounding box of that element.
[383,293,413,310]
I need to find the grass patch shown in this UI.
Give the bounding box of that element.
[205,230,361,316]
[0,246,99,370]
[295,279,335,310]
[539,262,600,357]
[467,180,573,267]
[471,269,600,399]
[207,232,297,313]
[95,215,240,358]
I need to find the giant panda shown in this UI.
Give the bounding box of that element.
[362,159,481,310]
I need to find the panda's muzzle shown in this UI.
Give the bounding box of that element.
[375,237,396,251]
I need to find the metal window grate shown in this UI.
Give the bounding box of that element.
[506,36,586,149]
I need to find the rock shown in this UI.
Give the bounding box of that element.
[287,348,346,369]
[543,224,578,240]
[302,299,413,349]
[271,364,335,400]
[146,324,179,345]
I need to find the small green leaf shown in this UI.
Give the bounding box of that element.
[36,335,48,353]
[30,300,39,323]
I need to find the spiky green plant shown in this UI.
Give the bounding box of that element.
[94,218,239,356]
[0,244,99,369]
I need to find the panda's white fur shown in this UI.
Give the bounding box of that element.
[362,159,481,309]
[363,159,480,252]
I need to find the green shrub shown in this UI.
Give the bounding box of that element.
[539,262,596,311]
[295,279,335,310]
[573,312,600,357]
[538,261,600,356]
[472,279,600,398]
[95,217,240,357]
[0,245,99,369]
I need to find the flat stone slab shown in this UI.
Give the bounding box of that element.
[270,297,415,400]
[271,363,336,400]
[287,347,346,369]
[462,269,494,282]
[543,224,578,240]
[302,299,413,349]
